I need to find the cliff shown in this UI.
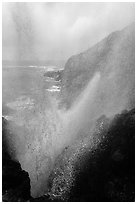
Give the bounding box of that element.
[61,23,135,110]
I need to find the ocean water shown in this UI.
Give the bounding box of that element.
[2,65,62,121]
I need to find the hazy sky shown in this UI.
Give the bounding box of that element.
[2,2,135,62]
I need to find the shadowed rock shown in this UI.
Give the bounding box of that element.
[2,117,31,202]
[48,109,135,201]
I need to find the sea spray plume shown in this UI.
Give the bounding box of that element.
[5,63,133,198]
[3,72,101,198]
[60,72,101,143]
[31,72,101,196]
[7,106,63,198]
[5,66,132,198]
[3,62,134,198]
[48,72,101,157]
[27,72,101,197]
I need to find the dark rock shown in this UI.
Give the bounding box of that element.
[48,109,135,201]
[2,117,31,202]
[44,70,63,82]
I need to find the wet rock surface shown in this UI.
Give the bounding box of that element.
[48,109,135,201]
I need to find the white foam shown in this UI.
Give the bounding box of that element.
[46,85,60,92]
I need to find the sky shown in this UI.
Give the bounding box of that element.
[2,2,135,62]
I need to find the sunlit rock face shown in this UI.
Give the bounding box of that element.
[61,23,135,111]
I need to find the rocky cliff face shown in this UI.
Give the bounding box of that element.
[48,109,135,202]
[61,23,135,110]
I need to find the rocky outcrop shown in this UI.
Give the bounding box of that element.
[44,70,63,82]
[48,109,135,201]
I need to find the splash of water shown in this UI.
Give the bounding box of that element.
[61,72,101,145]
[5,67,133,198]
[5,72,101,198]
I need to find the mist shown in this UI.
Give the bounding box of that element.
[5,67,131,197]
[2,2,135,201]
[3,2,134,62]
[6,72,102,197]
